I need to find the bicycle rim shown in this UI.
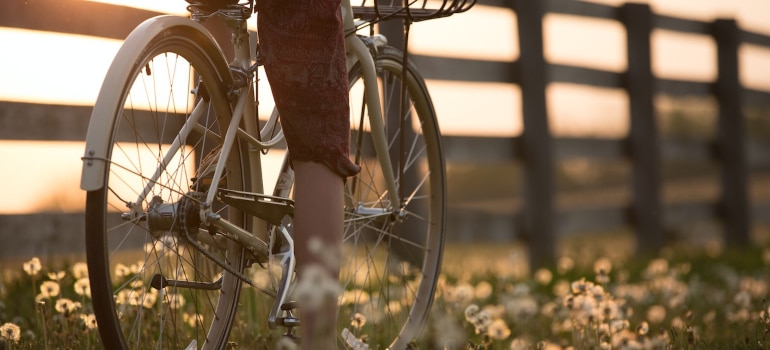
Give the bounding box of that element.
[85,28,248,350]
[340,45,446,349]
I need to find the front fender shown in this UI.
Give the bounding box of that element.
[80,15,229,191]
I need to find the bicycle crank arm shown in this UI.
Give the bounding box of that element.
[150,274,222,291]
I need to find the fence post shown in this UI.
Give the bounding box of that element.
[622,3,665,255]
[714,19,751,246]
[514,0,555,268]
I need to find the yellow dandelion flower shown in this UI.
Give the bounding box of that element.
[0,322,21,343]
[487,319,511,340]
[74,277,92,298]
[47,270,66,281]
[40,280,61,298]
[71,262,89,279]
[23,257,42,276]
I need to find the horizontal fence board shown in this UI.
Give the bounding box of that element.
[0,102,90,141]
[442,135,518,162]
[412,55,516,83]
[657,78,714,96]
[547,0,619,20]
[554,138,625,160]
[654,14,712,35]
[742,30,770,47]
[0,0,159,40]
[549,64,623,88]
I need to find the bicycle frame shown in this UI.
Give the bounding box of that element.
[79,0,402,332]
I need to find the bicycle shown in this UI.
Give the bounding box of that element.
[80,0,473,348]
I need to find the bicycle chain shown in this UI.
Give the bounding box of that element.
[179,194,277,298]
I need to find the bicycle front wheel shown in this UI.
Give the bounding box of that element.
[340,45,446,349]
[83,17,248,350]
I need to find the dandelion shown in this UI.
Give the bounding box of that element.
[557,256,575,274]
[115,263,131,278]
[509,337,531,350]
[636,321,649,335]
[0,322,21,343]
[167,293,186,309]
[452,283,475,305]
[350,312,367,329]
[23,257,42,276]
[55,298,79,314]
[80,313,98,330]
[534,268,553,285]
[40,280,61,298]
[647,304,666,324]
[487,319,511,340]
[47,270,65,281]
[593,257,613,275]
[74,277,91,298]
[71,262,89,279]
[474,280,494,300]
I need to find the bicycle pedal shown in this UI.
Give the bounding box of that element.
[280,301,298,311]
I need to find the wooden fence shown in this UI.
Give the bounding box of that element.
[1,0,770,268]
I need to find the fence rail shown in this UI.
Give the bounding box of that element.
[1,0,770,268]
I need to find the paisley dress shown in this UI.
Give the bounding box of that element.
[257,0,361,178]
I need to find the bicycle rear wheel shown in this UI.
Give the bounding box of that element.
[83,17,248,350]
[340,45,446,349]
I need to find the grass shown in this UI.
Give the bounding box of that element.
[1,237,769,349]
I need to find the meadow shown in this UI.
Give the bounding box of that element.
[1,231,769,350]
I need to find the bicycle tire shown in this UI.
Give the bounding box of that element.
[339,45,446,349]
[84,16,248,350]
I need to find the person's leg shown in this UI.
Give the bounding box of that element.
[292,161,344,349]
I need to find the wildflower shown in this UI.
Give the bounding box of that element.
[115,263,131,278]
[644,258,668,278]
[552,280,570,297]
[534,268,553,285]
[350,312,367,329]
[80,313,98,330]
[74,277,91,298]
[167,293,186,309]
[23,257,42,276]
[71,262,89,279]
[636,321,649,335]
[593,257,612,275]
[183,313,202,328]
[570,278,593,295]
[465,304,480,321]
[142,289,158,309]
[452,283,475,305]
[474,281,494,300]
[487,319,511,340]
[557,256,574,274]
[0,322,21,343]
[506,295,539,321]
[509,337,531,350]
[646,304,666,324]
[40,280,61,298]
[47,270,65,281]
[55,298,80,314]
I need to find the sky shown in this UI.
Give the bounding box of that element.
[0,0,769,213]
